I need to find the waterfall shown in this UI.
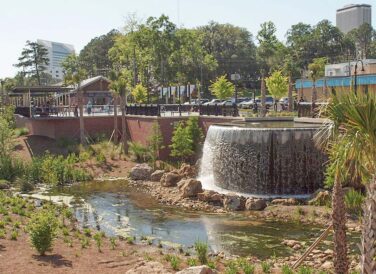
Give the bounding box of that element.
[198,124,326,198]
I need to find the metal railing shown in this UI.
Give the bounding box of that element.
[14,103,241,118]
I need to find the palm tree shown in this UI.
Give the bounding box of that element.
[315,92,376,274]
[62,55,87,144]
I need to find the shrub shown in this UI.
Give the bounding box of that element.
[170,121,194,162]
[238,258,255,274]
[128,142,150,162]
[14,127,29,137]
[93,232,103,252]
[80,236,90,249]
[28,210,58,255]
[297,266,314,274]
[187,258,197,267]
[147,122,164,168]
[345,188,365,216]
[169,255,181,270]
[10,230,18,240]
[0,229,5,238]
[281,264,294,274]
[110,237,117,250]
[225,260,238,274]
[95,152,107,164]
[261,261,271,273]
[194,240,208,265]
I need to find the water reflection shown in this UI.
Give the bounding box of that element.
[44,181,357,259]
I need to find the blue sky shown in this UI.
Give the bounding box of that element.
[1,0,374,78]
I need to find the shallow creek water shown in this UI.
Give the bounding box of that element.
[40,180,359,259]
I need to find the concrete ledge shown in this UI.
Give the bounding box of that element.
[243,117,294,122]
[294,117,329,124]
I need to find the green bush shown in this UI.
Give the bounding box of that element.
[297,266,314,274]
[128,142,150,162]
[345,188,365,216]
[194,240,208,265]
[238,258,255,274]
[14,127,29,137]
[261,261,271,273]
[170,117,203,162]
[225,260,238,274]
[169,255,181,270]
[187,258,197,267]
[28,210,58,255]
[93,232,103,252]
[281,264,294,274]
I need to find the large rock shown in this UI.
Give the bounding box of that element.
[223,193,245,211]
[125,261,171,274]
[178,163,197,178]
[197,190,223,204]
[176,266,217,274]
[309,189,331,206]
[245,198,267,211]
[271,198,299,206]
[129,164,153,181]
[179,179,203,198]
[150,170,165,182]
[161,172,181,187]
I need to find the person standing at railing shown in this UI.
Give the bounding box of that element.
[87,100,92,115]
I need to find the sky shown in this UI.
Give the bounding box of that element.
[1,0,375,78]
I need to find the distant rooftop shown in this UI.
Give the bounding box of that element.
[337,3,371,12]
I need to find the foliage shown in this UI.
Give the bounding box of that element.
[297,266,314,274]
[194,240,208,265]
[345,189,365,216]
[28,209,58,255]
[225,260,238,274]
[0,117,15,159]
[131,83,148,103]
[261,261,271,273]
[265,71,288,101]
[14,127,29,137]
[128,142,150,162]
[170,121,194,161]
[2,105,16,129]
[237,258,255,274]
[185,117,204,153]
[93,232,103,252]
[187,258,197,267]
[79,29,120,76]
[281,264,294,274]
[147,122,164,167]
[308,57,327,82]
[15,40,49,85]
[209,75,235,100]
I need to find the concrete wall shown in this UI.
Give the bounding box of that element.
[18,115,240,159]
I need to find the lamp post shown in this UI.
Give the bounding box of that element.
[354,60,365,95]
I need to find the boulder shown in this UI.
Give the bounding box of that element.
[309,190,331,206]
[179,179,203,198]
[129,164,153,181]
[150,170,165,182]
[125,261,172,274]
[271,198,298,206]
[178,163,198,178]
[223,193,245,211]
[197,190,223,204]
[161,172,181,187]
[245,198,267,211]
[176,266,217,274]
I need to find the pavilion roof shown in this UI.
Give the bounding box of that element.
[11,86,72,94]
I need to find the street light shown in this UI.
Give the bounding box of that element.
[354,60,365,95]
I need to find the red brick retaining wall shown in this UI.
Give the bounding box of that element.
[17,115,240,159]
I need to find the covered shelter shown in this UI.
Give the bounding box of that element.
[10,86,73,117]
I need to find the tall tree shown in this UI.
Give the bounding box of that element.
[346,23,375,59]
[62,54,87,144]
[15,41,49,86]
[79,29,120,77]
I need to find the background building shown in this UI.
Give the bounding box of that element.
[336,4,372,33]
[37,39,75,80]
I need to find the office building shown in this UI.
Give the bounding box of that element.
[37,39,75,80]
[336,4,372,33]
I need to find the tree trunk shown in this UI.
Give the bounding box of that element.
[332,177,349,274]
[120,93,128,154]
[288,75,293,112]
[360,179,376,274]
[78,85,85,144]
[113,95,119,144]
[311,83,317,118]
[260,76,266,117]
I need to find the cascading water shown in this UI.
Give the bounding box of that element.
[198,123,326,197]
